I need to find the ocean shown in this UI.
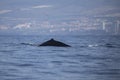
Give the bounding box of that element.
[0,35,120,80]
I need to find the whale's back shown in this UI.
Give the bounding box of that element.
[39,39,71,47]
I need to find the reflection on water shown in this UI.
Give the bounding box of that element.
[0,35,120,80]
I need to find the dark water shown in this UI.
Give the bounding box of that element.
[0,35,120,80]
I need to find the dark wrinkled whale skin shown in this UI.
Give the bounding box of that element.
[39,38,71,47]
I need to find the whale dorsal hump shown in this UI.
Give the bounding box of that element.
[50,38,54,41]
[39,38,71,47]
[51,38,54,41]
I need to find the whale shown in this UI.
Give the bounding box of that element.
[39,38,71,47]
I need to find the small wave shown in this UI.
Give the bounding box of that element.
[1,43,19,47]
[86,43,119,48]
[41,71,57,75]
[17,63,34,67]
[51,61,62,64]
[20,43,37,46]
[52,50,66,52]
[77,44,99,48]
[88,44,99,47]
[90,69,120,75]
[0,50,17,53]
[104,43,117,48]
[62,70,82,74]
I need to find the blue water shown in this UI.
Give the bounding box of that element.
[0,35,120,80]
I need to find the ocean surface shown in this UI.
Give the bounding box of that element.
[0,35,120,80]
